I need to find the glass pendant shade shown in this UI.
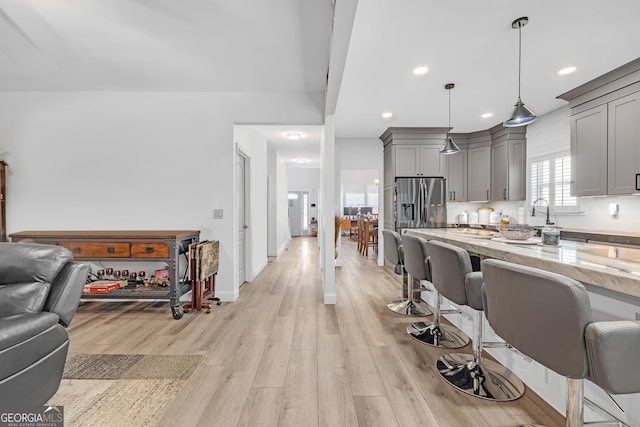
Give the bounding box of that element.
[440,136,460,154]
[504,98,537,127]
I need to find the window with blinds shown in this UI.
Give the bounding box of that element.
[343,183,379,213]
[530,152,584,214]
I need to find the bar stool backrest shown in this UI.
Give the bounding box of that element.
[481,259,593,379]
[400,234,430,282]
[428,240,472,306]
[382,230,403,266]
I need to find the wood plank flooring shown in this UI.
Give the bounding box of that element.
[61,237,565,426]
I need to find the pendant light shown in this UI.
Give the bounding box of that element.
[504,17,537,127]
[440,83,460,154]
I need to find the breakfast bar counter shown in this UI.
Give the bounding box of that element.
[405,228,640,300]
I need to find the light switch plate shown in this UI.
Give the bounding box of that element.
[213,209,223,219]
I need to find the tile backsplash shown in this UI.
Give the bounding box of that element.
[448,195,640,232]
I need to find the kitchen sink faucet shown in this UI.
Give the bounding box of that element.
[531,198,554,225]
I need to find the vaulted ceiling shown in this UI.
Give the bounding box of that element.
[2,1,640,165]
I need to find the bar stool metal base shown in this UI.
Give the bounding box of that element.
[436,353,525,401]
[386,299,432,316]
[407,321,469,348]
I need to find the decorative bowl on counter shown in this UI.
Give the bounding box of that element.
[497,225,537,240]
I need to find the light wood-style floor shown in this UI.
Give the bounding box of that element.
[63,237,564,426]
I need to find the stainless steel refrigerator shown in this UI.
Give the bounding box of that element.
[394,177,447,231]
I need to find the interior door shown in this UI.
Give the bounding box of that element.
[288,192,303,236]
[237,152,247,285]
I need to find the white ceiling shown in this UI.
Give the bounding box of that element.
[335,0,640,137]
[0,0,330,92]
[260,125,323,168]
[2,1,640,165]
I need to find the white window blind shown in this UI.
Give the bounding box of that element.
[530,152,584,214]
[554,155,577,207]
[342,183,379,213]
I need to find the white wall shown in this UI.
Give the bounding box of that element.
[270,150,291,255]
[234,125,268,281]
[0,91,322,302]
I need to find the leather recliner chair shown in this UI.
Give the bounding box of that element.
[0,242,89,407]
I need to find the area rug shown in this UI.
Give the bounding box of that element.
[49,354,206,426]
[63,354,205,380]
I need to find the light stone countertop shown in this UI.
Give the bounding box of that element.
[405,228,640,299]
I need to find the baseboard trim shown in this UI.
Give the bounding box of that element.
[216,289,238,302]
[323,292,336,305]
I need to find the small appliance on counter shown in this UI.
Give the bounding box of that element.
[489,212,500,224]
[478,207,493,224]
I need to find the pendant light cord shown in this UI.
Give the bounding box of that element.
[517,23,522,101]
[448,89,451,129]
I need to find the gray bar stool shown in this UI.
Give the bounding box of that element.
[482,259,640,427]
[402,234,469,348]
[382,230,431,316]
[428,241,524,401]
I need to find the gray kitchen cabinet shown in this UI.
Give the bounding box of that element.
[383,144,395,230]
[570,105,608,196]
[490,139,526,201]
[558,58,640,196]
[445,147,467,202]
[467,145,491,201]
[381,127,449,231]
[394,144,445,177]
[607,92,640,195]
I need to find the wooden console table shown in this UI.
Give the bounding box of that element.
[9,230,200,319]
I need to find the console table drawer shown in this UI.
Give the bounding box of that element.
[59,242,131,258]
[131,243,169,258]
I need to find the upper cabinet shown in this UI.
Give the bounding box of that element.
[394,144,444,176]
[380,127,448,178]
[558,58,640,197]
[489,125,527,201]
[445,135,467,202]
[607,92,640,195]
[570,105,608,196]
[467,145,491,202]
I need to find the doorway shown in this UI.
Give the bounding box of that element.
[288,191,309,237]
[237,151,248,286]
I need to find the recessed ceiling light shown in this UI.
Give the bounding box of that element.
[295,159,306,164]
[286,132,302,140]
[381,112,393,119]
[481,113,493,118]
[558,66,577,76]
[413,66,429,75]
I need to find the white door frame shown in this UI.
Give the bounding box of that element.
[237,149,250,288]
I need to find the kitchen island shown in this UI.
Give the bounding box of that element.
[404,227,640,425]
[406,228,640,300]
